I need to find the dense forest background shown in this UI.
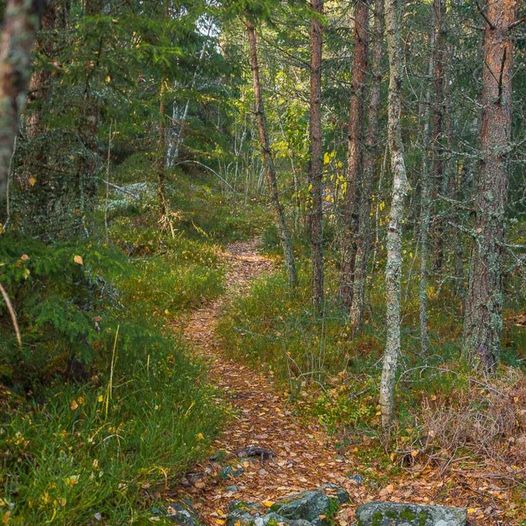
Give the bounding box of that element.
[0,0,525,524]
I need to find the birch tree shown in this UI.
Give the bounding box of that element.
[379,0,408,434]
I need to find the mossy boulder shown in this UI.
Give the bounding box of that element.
[355,502,467,526]
[226,486,349,526]
[271,490,342,525]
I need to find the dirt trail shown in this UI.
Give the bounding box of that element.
[175,239,360,524]
[173,240,512,526]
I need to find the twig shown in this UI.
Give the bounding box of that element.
[0,283,22,348]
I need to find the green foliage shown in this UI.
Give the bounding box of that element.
[0,223,225,523]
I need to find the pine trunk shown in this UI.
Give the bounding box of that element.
[308,0,324,313]
[245,19,297,287]
[462,0,517,372]
[380,0,408,435]
[350,0,383,334]
[339,0,369,310]
[430,0,447,272]
[0,0,45,202]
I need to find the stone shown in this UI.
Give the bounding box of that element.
[219,465,245,479]
[355,502,467,526]
[227,501,264,526]
[226,486,347,526]
[166,502,202,526]
[237,446,275,460]
[347,473,364,486]
[271,489,340,525]
[320,483,350,504]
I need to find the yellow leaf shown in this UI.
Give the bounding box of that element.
[73,255,84,265]
[70,400,79,410]
[195,432,205,441]
[262,501,274,508]
[64,475,79,487]
[28,176,37,187]
[97,395,104,403]
[214,520,225,525]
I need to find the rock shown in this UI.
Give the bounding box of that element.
[355,502,467,526]
[237,446,275,460]
[219,465,245,479]
[271,489,341,526]
[320,483,350,504]
[347,473,364,486]
[226,485,240,493]
[226,486,347,526]
[166,502,203,526]
[226,501,263,526]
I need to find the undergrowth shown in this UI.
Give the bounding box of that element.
[0,162,264,524]
[217,249,526,515]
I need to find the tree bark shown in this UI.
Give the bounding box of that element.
[157,78,169,217]
[430,0,447,272]
[339,0,369,310]
[418,1,438,356]
[462,0,517,372]
[380,0,408,435]
[308,0,324,313]
[245,18,297,287]
[0,0,46,202]
[26,0,58,139]
[350,0,383,334]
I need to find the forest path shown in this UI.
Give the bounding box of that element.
[174,239,361,525]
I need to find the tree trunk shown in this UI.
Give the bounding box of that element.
[418,1,438,356]
[430,0,447,272]
[26,0,58,139]
[157,78,169,217]
[0,0,46,202]
[339,0,369,310]
[462,0,517,372]
[245,18,297,287]
[379,0,409,435]
[308,0,324,313]
[350,0,383,334]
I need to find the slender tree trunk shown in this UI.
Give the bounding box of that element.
[418,2,438,355]
[339,0,369,309]
[379,0,409,435]
[308,0,324,313]
[157,79,169,217]
[462,0,517,372]
[245,18,297,287]
[350,0,383,334]
[430,0,447,272]
[0,0,46,202]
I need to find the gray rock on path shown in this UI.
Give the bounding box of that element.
[355,502,467,526]
[226,486,350,526]
[167,502,203,526]
[271,489,340,525]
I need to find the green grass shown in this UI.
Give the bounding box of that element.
[0,187,229,523]
[217,250,524,437]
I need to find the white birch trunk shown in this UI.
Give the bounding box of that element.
[379,0,409,436]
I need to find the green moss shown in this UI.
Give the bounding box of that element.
[371,510,384,526]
